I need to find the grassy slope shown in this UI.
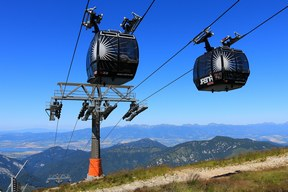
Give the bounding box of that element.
[37,148,288,192]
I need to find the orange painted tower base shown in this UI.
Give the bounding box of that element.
[88,158,103,177]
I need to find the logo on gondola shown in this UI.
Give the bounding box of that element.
[98,36,118,61]
[212,49,236,72]
[200,75,214,85]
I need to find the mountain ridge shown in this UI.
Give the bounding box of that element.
[0,136,280,190]
[148,136,277,167]
[1,122,288,159]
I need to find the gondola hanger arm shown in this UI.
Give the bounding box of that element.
[121,0,156,34]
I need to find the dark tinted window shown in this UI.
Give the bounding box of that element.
[235,52,249,72]
[119,38,139,63]
[193,61,198,80]
[197,52,212,78]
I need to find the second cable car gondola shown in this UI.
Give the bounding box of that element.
[83,8,142,85]
[193,29,250,92]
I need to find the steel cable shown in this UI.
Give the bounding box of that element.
[102,0,240,142]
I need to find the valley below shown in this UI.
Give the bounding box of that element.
[1,123,288,191]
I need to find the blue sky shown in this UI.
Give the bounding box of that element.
[0,0,287,131]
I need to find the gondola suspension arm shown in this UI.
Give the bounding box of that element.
[193,0,240,45]
[121,0,156,34]
[192,0,240,51]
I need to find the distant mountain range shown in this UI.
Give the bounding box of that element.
[0,123,287,158]
[0,136,280,190]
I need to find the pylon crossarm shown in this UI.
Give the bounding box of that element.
[102,86,112,97]
[46,82,149,179]
[81,84,93,98]
[57,83,81,98]
[111,87,127,99]
[52,82,136,102]
[46,174,71,184]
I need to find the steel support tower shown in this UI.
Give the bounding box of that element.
[46,174,72,184]
[46,82,147,179]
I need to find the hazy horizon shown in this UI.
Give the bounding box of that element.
[1,121,288,133]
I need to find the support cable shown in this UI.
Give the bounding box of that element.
[101,118,122,144]
[131,0,156,35]
[82,138,91,152]
[49,119,60,166]
[90,1,288,160]
[71,0,156,152]
[117,0,239,104]
[102,4,288,144]
[49,0,91,166]
[138,69,193,104]
[63,0,91,95]
[131,3,288,107]
[99,2,288,159]
[132,41,192,93]
[53,119,60,148]
[103,1,239,141]
[101,68,193,144]
[240,5,288,41]
[221,5,288,47]
[206,0,239,29]
[64,119,79,157]
[138,0,239,86]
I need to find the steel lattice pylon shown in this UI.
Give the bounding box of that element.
[46,82,147,179]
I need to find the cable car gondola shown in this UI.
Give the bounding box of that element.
[83,8,141,85]
[193,29,250,92]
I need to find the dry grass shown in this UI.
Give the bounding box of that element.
[136,166,288,192]
[36,147,288,192]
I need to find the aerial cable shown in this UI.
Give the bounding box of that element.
[101,118,122,144]
[50,0,91,162]
[112,33,191,108]
[207,0,239,29]
[53,119,60,148]
[130,0,239,94]
[242,5,288,39]
[138,7,288,102]
[132,41,192,92]
[223,5,288,46]
[63,0,91,95]
[114,0,240,106]
[49,119,60,164]
[131,0,156,35]
[112,0,239,106]
[101,68,193,143]
[80,136,96,154]
[192,0,239,44]
[102,1,239,141]
[82,139,91,152]
[138,68,193,104]
[64,119,79,157]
